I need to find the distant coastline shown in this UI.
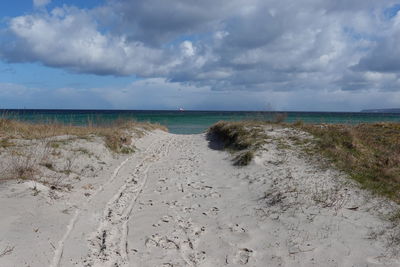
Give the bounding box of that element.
[361,108,400,113]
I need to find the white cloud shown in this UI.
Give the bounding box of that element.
[181,41,195,57]
[3,6,179,77]
[33,0,51,8]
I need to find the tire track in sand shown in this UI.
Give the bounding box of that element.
[83,136,174,267]
[50,136,161,267]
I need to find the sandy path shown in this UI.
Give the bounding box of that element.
[1,129,400,266]
[124,132,399,266]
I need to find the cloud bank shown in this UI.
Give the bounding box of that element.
[2,79,399,111]
[1,0,400,109]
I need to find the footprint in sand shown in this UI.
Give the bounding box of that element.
[162,200,181,209]
[205,191,221,198]
[158,178,167,183]
[201,207,219,217]
[228,223,246,233]
[145,234,180,250]
[208,206,219,216]
[160,215,173,223]
[155,185,169,193]
[182,205,198,214]
[159,237,180,250]
[187,251,206,264]
[193,226,206,237]
[233,248,253,265]
[144,236,159,248]
[176,218,192,229]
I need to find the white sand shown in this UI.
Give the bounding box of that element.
[1,127,399,266]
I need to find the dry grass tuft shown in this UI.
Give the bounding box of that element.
[207,121,268,166]
[2,140,52,182]
[296,122,400,202]
[9,155,38,180]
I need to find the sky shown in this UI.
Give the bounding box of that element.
[1,1,400,111]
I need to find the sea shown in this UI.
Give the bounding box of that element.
[1,109,400,134]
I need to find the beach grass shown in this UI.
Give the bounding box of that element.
[0,117,167,153]
[206,113,287,165]
[296,122,400,203]
[207,121,268,166]
[0,117,167,183]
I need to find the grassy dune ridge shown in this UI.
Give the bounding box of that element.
[209,120,400,203]
[0,117,167,153]
[0,118,167,183]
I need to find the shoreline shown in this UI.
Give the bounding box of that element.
[2,110,400,135]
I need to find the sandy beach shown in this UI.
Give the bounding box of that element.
[2,0,400,265]
[1,126,399,267]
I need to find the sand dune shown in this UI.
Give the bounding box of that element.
[0,127,399,266]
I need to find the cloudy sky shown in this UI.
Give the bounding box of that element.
[1,0,400,111]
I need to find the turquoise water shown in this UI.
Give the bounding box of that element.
[1,110,400,134]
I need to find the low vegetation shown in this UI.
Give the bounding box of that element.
[207,121,268,166]
[0,117,167,153]
[0,117,167,183]
[296,122,400,203]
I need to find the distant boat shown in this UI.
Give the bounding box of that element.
[179,107,185,112]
